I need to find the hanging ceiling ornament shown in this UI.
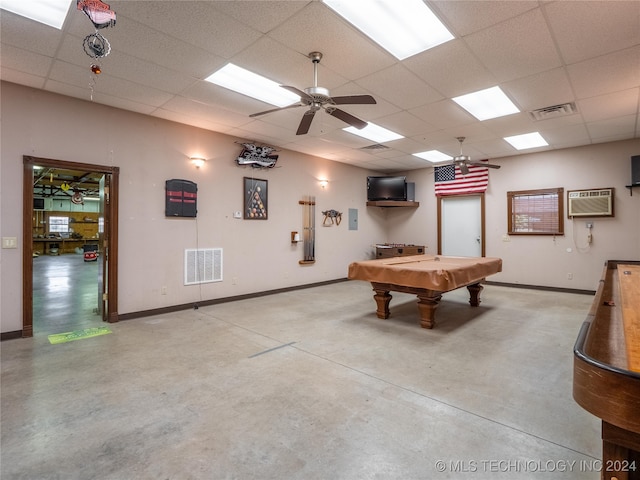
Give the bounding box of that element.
[77,0,116,99]
[77,0,116,29]
[71,190,84,205]
[83,32,111,58]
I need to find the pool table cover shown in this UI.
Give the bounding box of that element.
[348,254,502,291]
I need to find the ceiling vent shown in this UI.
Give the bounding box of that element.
[360,144,390,150]
[528,102,577,121]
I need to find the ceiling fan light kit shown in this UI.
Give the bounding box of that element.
[250,52,376,135]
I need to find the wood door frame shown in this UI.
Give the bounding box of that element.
[437,193,486,257]
[22,156,120,337]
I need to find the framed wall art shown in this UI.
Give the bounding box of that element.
[244,177,268,219]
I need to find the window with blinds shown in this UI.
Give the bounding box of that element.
[507,188,564,235]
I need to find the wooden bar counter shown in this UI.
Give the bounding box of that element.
[573,260,640,480]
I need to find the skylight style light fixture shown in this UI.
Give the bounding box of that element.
[504,132,549,150]
[452,86,520,121]
[413,150,453,162]
[322,0,454,60]
[205,64,299,107]
[343,123,404,143]
[0,0,74,29]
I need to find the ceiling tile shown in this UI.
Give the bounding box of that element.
[586,115,638,141]
[210,1,308,34]
[465,9,562,82]
[409,99,475,129]
[356,64,442,109]
[404,39,496,98]
[267,2,396,79]
[502,68,575,112]
[578,88,639,123]
[115,1,262,59]
[544,0,640,64]
[432,0,539,37]
[568,46,640,99]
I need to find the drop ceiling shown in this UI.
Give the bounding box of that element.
[1,1,639,172]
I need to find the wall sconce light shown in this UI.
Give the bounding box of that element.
[319,180,328,189]
[291,231,301,243]
[190,157,206,168]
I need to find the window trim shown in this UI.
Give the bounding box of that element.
[507,187,564,235]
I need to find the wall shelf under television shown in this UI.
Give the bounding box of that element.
[366,201,419,208]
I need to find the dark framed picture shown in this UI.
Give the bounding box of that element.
[244,177,268,219]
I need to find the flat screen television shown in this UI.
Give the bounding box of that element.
[367,176,407,201]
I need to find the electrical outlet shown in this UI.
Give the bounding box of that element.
[567,273,573,280]
[161,286,167,295]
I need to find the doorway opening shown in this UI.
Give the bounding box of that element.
[22,156,119,338]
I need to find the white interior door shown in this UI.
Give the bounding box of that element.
[440,195,483,257]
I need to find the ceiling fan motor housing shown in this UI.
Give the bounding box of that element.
[304,86,332,104]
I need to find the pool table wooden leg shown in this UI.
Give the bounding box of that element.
[416,293,442,329]
[467,282,484,306]
[372,288,392,319]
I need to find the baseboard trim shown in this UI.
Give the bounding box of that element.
[1,330,24,341]
[484,280,595,296]
[118,278,350,322]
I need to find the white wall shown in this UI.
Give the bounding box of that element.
[0,82,387,333]
[1,82,639,334]
[391,139,640,291]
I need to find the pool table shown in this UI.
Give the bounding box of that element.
[348,254,503,329]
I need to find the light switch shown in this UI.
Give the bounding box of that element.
[2,237,17,249]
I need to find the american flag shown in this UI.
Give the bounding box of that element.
[434,161,489,196]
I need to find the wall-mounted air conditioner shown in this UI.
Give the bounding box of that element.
[567,188,614,218]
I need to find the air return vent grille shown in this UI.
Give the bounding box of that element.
[184,248,223,285]
[528,102,577,121]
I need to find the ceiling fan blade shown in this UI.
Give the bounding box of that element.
[249,102,305,118]
[331,94,376,105]
[296,110,316,135]
[327,108,368,129]
[468,161,501,169]
[281,85,313,102]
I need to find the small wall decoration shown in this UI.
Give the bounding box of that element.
[166,179,197,217]
[244,177,268,219]
[236,142,279,169]
[322,209,342,226]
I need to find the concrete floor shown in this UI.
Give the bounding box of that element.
[2,255,601,479]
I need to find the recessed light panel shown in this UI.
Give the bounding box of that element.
[205,64,299,108]
[452,86,520,121]
[412,150,452,162]
[504,132,549,150]
[343,123,404,143]
[323,0,454,60]
[1,0,73,29]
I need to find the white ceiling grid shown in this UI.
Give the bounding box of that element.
[0,0,638,172]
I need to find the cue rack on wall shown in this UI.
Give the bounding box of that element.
[299,196,315,264]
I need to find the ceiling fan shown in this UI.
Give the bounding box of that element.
[443,137,501,175]
[249,52,376,135]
